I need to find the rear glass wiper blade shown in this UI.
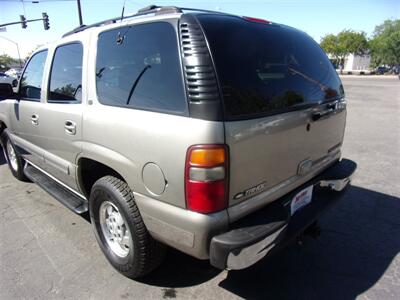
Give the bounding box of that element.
[288,66,328,92]
[96,67,106,78]
[126,65,152,105]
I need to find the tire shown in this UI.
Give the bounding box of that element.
[1,129,28,181]
[89,176,166,279]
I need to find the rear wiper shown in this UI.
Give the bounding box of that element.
[96,67,106,78]
[288,66,328,92]
[126,65,152,105]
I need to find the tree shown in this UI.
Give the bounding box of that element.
[320,30,368,72]
[0,54,18,72]
[369,19,400,67]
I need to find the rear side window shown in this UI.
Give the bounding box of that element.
[198,15,344,120]
[48,43,83,102]
[19,50,48,101]
[96,22,187,114]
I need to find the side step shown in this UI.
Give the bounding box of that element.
[24,164,88,214]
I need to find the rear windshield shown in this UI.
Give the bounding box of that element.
[197,15,344,120]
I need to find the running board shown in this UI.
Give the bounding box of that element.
[24,164,88,214]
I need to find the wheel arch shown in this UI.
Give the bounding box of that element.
[77,156,130,199]
[0,119,8,135]
[0,119,8,147]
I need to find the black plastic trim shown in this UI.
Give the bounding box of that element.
[179,14,223,121]
[24,164,88,214]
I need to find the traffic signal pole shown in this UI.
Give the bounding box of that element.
[0,14,50,30]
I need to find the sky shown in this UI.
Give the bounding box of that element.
[0,0,399,60]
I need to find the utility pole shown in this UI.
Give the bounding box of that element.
[77,0,83,26]
[0,36,22,68]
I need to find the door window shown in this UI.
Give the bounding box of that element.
[48,43,83,103]
[19,50,48,101]
[96,22,187,114]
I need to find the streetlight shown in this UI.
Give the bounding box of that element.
[0,36,22,68]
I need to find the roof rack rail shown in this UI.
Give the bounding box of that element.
[62,5,229,38]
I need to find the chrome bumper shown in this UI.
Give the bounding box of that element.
[210,158,357,270]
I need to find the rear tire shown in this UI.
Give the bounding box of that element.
[1,129,28,181]
[89,176,166,279]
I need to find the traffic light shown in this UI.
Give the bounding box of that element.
[20,15,27,29]
[42,12,49,30]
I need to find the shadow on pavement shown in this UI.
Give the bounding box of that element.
[138,248,222,287]
[141,186,400,298]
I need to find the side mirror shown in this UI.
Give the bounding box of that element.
[0,83,16,100]
[12,79,18,88]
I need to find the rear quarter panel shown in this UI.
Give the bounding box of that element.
[81,105,225,208]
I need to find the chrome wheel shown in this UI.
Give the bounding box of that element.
[6,140,18,171]
[99,201,132,257]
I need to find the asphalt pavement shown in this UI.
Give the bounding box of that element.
[0,76,399,299]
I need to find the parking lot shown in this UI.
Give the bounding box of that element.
[0,76,399,299]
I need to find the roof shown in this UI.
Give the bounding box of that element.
[62,5,231,38]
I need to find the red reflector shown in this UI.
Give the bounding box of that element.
[242,16,271,24]
[186,180,226,214]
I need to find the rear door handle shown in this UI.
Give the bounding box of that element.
[31,114,39,126]
[64,120,76,135]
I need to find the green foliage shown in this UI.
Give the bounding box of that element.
[320,30,368,65]
[0,54,18,72]
[320,34,338,57]
[369,19,400,67]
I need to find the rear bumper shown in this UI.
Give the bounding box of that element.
[210,158,357,270]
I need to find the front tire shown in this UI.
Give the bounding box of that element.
[89,176,166,279]
[1,130,28,181]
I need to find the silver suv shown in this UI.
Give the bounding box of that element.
[0,6,356,279]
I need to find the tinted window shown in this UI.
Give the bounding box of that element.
[20,50,48,101]
[96,22,186,114]
[48,43,83,102]
[198,15,344,119]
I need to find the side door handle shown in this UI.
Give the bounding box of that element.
[312,101,339,122]
[31,114,39,126]
[64,120,77,135]
[312,109,334,121]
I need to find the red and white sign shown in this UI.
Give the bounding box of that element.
[291,185,313,216]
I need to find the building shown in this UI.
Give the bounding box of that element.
[328,53,372,73]
[343,54,371,72]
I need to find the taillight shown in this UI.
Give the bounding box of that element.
[185,145,229,214]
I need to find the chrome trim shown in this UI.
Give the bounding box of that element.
[24,160,87,200]
[319,177,351,192]
[226,225,287,270]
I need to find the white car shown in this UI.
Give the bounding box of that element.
[0,72,18,93]
[5,68,22,78]
[0,72,18,87]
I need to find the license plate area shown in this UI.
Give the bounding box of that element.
[290,185,313,216]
